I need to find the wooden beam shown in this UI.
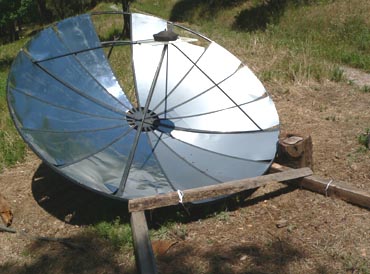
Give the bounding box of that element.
[270,163,370,210]
[130,211,157,274]
[128,167,312,212]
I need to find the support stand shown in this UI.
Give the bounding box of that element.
[276,133,313,169]
[129,167,313,274]
[128,133,370,273]
[130,211,158,274]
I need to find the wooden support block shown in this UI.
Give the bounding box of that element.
[128,167,312,212]
[130,211,158,274]
[270,163,370,210]
[276,133,313,169]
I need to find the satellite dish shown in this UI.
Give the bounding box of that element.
[7,12,279,201]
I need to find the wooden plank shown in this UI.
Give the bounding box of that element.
[130,211,157,274]
[270,163,370,210]
[129,167,312,212]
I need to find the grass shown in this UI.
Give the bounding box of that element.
[131,0,370,84]
[358,128,370,149]
[0,39,28,172]
[339,253,370,274]
[362,85,370,93]
[89,216,187,252]
[90,217,133,250]
[330,66,345,82]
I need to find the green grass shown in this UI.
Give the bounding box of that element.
[0,39,28,172]
[361,85,370,93]
[340,253,370,274]
[132,0,370,84]
[266,0,370,72]
[330,66,345,82]
[358,128,370,149]
[90,217,133,250]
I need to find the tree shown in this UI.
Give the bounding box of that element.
[44,0,98,20]
[34,0,52,23]
[0,0,33,42]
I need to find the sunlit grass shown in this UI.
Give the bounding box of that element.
[90,217,133,250]
[0,39,28,172]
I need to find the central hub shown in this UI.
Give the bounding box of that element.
[126,107,159,132]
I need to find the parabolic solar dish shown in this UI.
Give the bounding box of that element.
[7,12,280,200]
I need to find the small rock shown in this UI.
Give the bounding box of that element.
[64,212,75,223]
[276,219,288,228]
[240,254,248,261]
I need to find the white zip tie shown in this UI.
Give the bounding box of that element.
[325,179,333,197]
[177,189,184,204]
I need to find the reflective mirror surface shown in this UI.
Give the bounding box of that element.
[7,13,279,200]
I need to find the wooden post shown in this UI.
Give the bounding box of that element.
[276,133,313,169]
[130,211,157,274]
[270,163,370,210]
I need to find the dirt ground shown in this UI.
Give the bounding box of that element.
[0,69,369,274]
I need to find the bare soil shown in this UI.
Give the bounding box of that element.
[0,69,370,274]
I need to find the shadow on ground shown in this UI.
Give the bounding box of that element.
[157,238,311,274]
[31,162,131,225]
[30,162,303,227]
[170,0,245,22]
[170,0,302,32]
[1,163,312,274]
[0,232,137,274]
[232,0,289,32]
[30,162,267,227]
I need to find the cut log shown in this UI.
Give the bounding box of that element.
[276,133,313,169]
[128,167,312,212]
[270,163,370,210]
[130,211,157,274]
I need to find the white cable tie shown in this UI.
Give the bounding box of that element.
[177,189,184,204]
[325,179,333,197]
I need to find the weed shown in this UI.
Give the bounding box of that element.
[90,217,132,250]
[1,39,28,171]
[150,222,175,240]
[21,250,32,258]
[341,254,370,274]
[361,85,370,93]
[150,222,187,240]
[212,210,230,222]
[357,128,370,149]
[0,129,26,172]
[330,66,344,82]
[325,115,337,122]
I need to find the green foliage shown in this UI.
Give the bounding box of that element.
[358,128,370,149]
[0,0,34,42]
[269,1,370,72]
[0,127,26,172]
[0,38,27,172]
[45,0,98,19]
[91,218,133,250]
[150,222,187,241]
[361,85,370,93]
[341,253,370,274]
[330,66,345,82]
[0,0,33,26]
